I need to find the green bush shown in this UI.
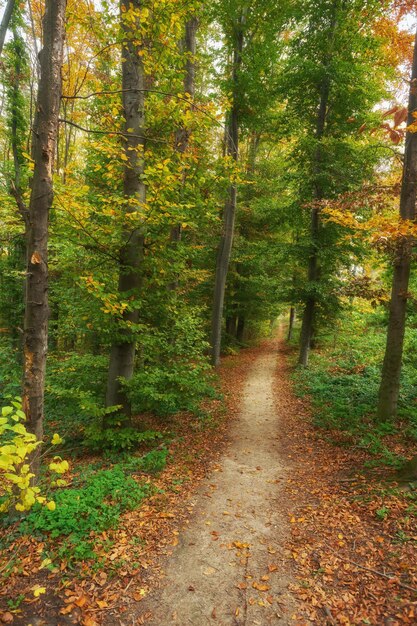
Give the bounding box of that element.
[293,308,417,464]
[23,466,152,561]
[84,418,163,452]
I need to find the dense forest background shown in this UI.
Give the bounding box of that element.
[2,0,417,622]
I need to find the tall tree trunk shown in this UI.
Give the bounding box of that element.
[105,0,146,416]
[210,15,244,367]
[376,27,417,421]
[287,306,296,341]
[8,24,27,352]
[0,0,15,58]
[169,16,198,290]
[298,2,338,367]
[236,315,245,343]
[22,0,66,479]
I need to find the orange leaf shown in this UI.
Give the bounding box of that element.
[252,581,270,591]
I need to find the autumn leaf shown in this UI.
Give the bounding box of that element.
[252,581,270,591]
[32,585,46,598]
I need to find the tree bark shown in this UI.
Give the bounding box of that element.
[298,2,338,367]
[105,0,146,416]
[22,0,66,479]
[376,27,417,421]
[211,14,244,367]
[0,0,15,58]
[226,314,237,338]
[169,16,198,291]
[287,306,296,341]
[236,316,245,343]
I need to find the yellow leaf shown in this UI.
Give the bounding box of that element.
[51,433,63,445]
[49,458,69,474]
[32,585,46,597]
[46,501,56,511]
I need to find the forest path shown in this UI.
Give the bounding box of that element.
[137,345,297,625]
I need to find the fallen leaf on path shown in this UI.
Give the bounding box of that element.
[233,541,250,549]
[75,594,89,608]
[252,582,270,591]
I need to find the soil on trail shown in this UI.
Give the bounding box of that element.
[136,347,298,625]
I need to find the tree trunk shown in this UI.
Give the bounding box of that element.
[105,0,146,416]
[0,0,15,58]
[169,16,198,291]
[211,15,244,367]
[376,27,417,421]
[236,316,245,343]
[287,306,296,341]
[226,314,237,338]
[22,0,66,479]
[298,2,338,367]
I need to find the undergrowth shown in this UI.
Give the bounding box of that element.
[18,452,167,565]
[292,308,417,468]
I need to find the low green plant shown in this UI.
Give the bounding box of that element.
[84,416,163,452]
[136,448,168,474]
[7,594,25,610]
[22,465,153,562]
[375,506,390,520]
[0,398,68,514]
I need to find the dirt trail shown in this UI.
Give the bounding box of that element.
[137,347,297,625]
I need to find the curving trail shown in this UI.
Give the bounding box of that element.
[137,348,297,625]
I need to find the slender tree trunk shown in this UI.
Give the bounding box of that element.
[287,306,296,341]
[168,16,198,291]
[226,314,237,337]
[0,0,15,58]
[8,25,27,353]
[105,0,146,416]
[236,316,245,342]
[298,2,338,367]
[22,0,66,479]
[376,28,417,421]
[211,15,244,367]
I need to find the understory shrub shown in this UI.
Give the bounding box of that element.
[23,466,153,561]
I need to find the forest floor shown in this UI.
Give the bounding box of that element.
[2,336,417,625]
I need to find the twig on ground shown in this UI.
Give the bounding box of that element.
[330,550,417,593]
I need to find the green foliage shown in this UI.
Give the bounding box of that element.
[84,418,162,452]
[126,311,218,417]
[293,309,417,465]
[135,448,168,474]
[0,399,67,514]
[23,466,152,562]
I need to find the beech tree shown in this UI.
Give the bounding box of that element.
[279,0,391,366]
[105,0,147,416]
[22,0,66,477]
[0,0,15,58]
[376,25,417,421]
[211,10,244,367]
